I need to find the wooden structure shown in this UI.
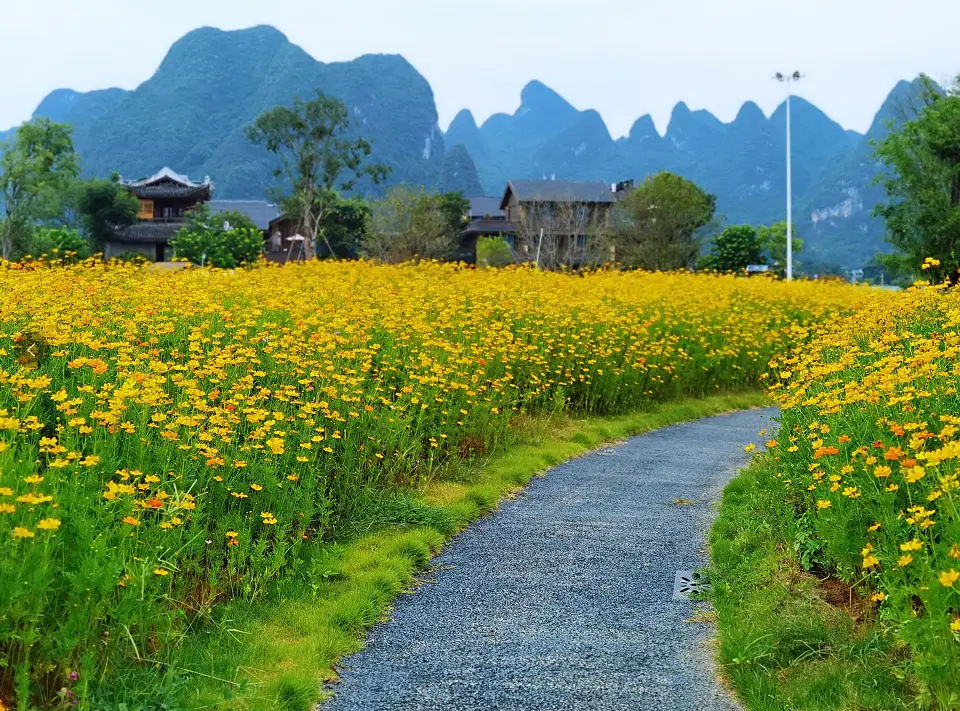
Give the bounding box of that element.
[459,196,517,264]
[107,168,213,261]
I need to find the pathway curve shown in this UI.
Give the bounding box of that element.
[323,407,778,711]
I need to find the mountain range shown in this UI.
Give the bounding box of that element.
[1,24,922,268]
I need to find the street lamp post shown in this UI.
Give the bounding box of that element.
[775,71,801,281]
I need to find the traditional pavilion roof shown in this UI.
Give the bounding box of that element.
[120,167,213,200]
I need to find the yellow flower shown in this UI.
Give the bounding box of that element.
[744,443,756,452]
[871,592,886,602]
[12,527,34,539]
[0,504,14,514]
[816,500,832,509]
[900,539,924,552]
[898,555,913,567]
[153,568,169,576]
[951,617,960,632]
[16,493,53,505]
[36,518,61,531]
[250,483,263,491]
[23,475,44,485]
[0,487,12,496]
[939,569,959,587]
[905,466,926,484]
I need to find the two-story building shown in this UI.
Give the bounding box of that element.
[107,168,214,261]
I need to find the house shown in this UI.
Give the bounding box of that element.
[458,196,518,264]
[109,168,213,261]
[498,180,619,266]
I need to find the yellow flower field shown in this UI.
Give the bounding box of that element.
[769,281,960,705]
[0,259,872,706]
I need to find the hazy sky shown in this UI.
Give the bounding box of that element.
[2,0,958,137]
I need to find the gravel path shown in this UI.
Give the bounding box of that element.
[322,407,778,711]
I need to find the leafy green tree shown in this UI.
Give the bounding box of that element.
[246,91,389,259]
[279,193,371,259]
[611,171,716,270]
[170,204,263,268]
[436,192,470,238]
[873,74,960,281]
[362,185,455,263]
[73,175,139,247]
[0,118,79,260]
[757,221,803,276]
[702,224,762,272]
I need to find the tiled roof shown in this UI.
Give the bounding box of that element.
[112,221,181,244]
[461,219,518,237]
[209,201,280,231]
[122,167,208,188]
[501,180,615,209]
[467,197,503,219]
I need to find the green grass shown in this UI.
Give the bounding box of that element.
[150,392,771,710]
[710,453,917,711]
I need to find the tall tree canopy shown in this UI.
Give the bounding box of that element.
[0,118,79,260]
[611,172,716,270]
[874,75,960,281]
[73,175,139,247]
[246,91,388,259]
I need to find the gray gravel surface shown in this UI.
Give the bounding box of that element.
[322,407,778,711]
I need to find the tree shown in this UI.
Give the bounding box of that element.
[435,192,470,238]
[73,175,139,247]
[246,91,389,259]
[318,195,371,258]
[702,224,763,272]
[873,74,960,281]
[439,144,483,196]
[514,201,612,270]
[757,221,803,277]
[611,172,716,270]
[169,204,263,268]
[0,118,79,260]
[362,185,455,263]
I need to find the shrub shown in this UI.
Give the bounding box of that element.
[476,236,514,268]
[28,227,91,263]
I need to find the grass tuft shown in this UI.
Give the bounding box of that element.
[711,454,916,710]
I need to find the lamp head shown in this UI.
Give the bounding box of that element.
[775,72,784,81]
[792,70,801,80]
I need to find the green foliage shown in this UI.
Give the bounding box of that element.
[279,193,371,259]
[170,205,263,268]
[612,172,716,270]
[28,227,91,262]
[362,185,456,262]
[435,191,470,237]
[712,455,916,710]
[74,175,139,246]
[246,90,388,259]
[757,222,803,277]
[439,144,483,196]
[0,118,79,260]
[703,224,763,272]
[476,236,515,268]
[873,75,960,282]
